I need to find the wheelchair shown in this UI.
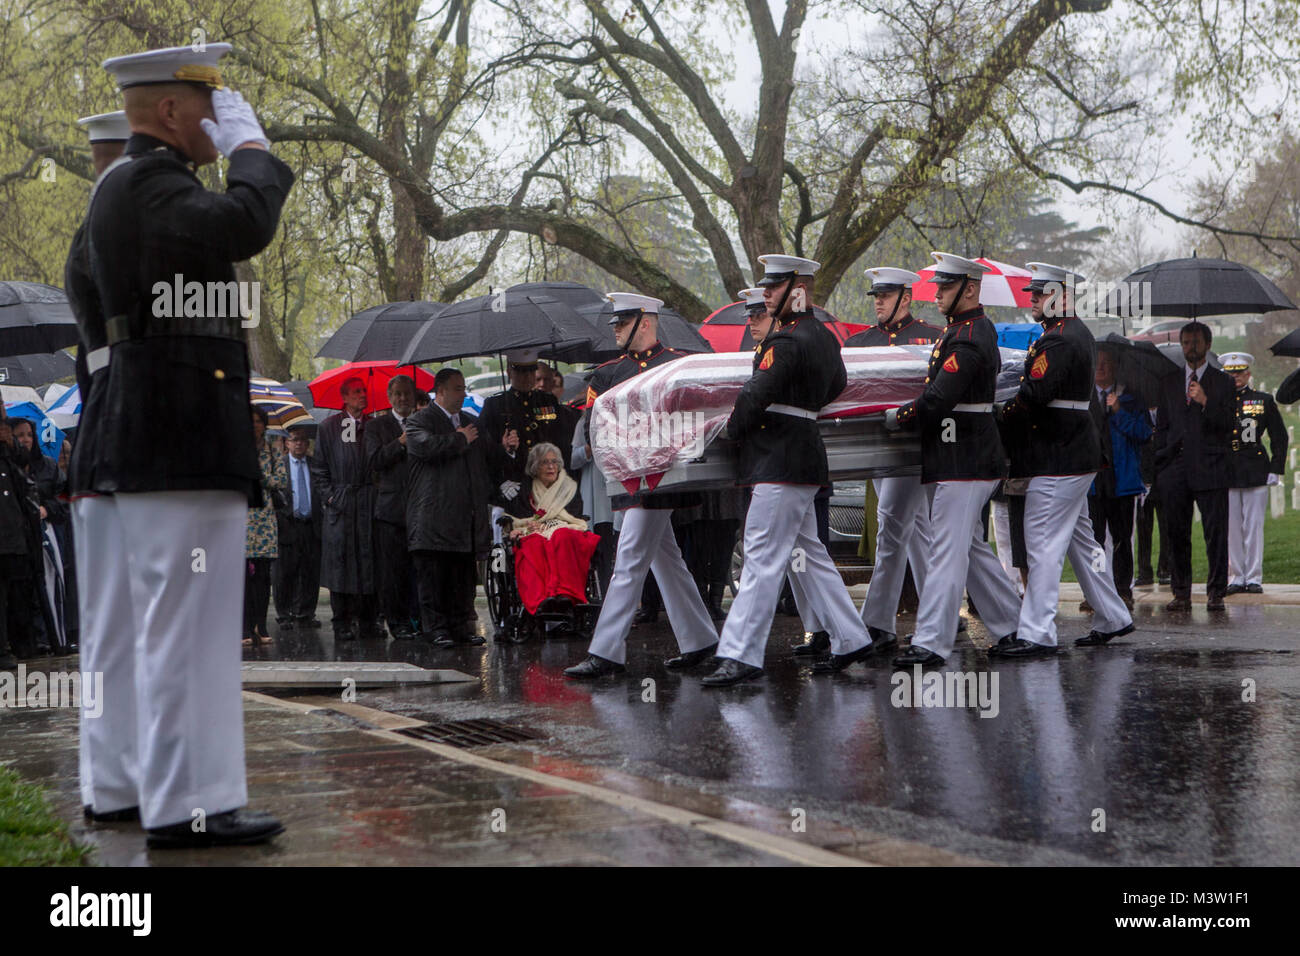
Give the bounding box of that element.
[484,516,604,644]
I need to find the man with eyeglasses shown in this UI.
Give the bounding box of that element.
[274,426,323,628]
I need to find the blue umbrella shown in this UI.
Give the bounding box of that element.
[3,400,65,458]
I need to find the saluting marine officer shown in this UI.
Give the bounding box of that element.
[703,255,876,686]
[1221,352,1288,595]
[885,253,1023,668]
[82,44,293,847]
[64,110,131,825]
[842,267,943,652]
[564,293,720,678]
[995,262,1133,655]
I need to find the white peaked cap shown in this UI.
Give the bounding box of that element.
[605,292,662,315]
[927,252,991,282]
[756,254,820,286]
[1219,351,1254,371]
[1023,261,1086,291]
[865,267,923,292]
[76,111,129,142]
[102,43,232,90]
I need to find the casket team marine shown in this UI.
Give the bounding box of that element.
[995,263,1133,655]
[885,253,1023,668]
[564,293,720,679]
[79,43,292,847]
[703,255,879,687]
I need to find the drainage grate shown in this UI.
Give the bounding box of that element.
[397,718,541,749]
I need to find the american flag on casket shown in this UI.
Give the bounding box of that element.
[592,345,1028,496]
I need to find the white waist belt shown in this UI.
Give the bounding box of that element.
[951,403,993,413]
[86,347,109,374]
[768,404,818,420]
[1047,399,1090,411]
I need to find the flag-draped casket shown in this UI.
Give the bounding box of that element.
[592,345,1028,496]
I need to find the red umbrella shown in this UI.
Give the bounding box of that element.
[308,360,437,412]
[700,302,868,352]
[910,257,1034,308]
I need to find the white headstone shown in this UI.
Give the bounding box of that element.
[1271,483,1285,518]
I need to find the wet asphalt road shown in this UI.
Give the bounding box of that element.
[254,593,1300,866]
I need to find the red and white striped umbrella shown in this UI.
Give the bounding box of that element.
[910,257,1033,309]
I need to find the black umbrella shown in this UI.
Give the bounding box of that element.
[1276,366,1300,405]
[399,291,597,365]
[0,350,77,388]
[316,300,447,362]
[1155,341,1220,370]
[1121,257,1296,318]
[1269,328,1300,358]
[1099,334,1181,407]
[0,281,80,355]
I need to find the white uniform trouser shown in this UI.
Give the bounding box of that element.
[788,569,824,633]
[990,498,1023,593]
[860,475,932,634]
[717,484,869,669]
[587,506,717,665]
[912,480,1021,659]
[1228,486,1267,587]
[1019,473,1132,646]
[76,491,250,829]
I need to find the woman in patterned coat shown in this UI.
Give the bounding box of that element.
[245,405,287,645]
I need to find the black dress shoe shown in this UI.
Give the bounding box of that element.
[812,634,896,673]
[1206,597,1226,612]
[457,632,486,646]
[631,607,659,626]
[892,645,944,668]
[1224,584,1246,596]
[708,604,728,622]
[701,658,764,687]
[146,808,285,849]
[334,624,358,642]
[432,631,456,647]
[1074,622,1136,646]
[664,643,719,669]
[1164,597,1192,612]
[995,638,1058,659]
[956,618,968,633]
[792,631,831,657]
[391,626,417,642]
[1134,575,1155,587]
[299,617,322,628]
[563,655,625,679]
[1157,574,1171,586]
[1246,583,1263,595]
[83,804,140,824]
[278,620,297,631]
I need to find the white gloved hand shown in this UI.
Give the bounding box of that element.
[200,89,271,157]
[1267,472,1281,486]
[499,480,521,501]
[883,407,901,431]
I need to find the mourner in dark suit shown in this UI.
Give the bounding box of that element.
[80,44,290,845]
[1153,321,1235,611]
[365,375,419,640]
[275,425,323,627]
[405,368,513,646]
[313,376,381,640]
[1221,352,1288,594]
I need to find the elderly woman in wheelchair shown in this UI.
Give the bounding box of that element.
[500,442,602,620]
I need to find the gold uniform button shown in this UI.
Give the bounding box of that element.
[214,369,226,380]
[640,362,647,368]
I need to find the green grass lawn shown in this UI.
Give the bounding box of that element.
[1058,504,1300,584]
[0,767,90,866]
